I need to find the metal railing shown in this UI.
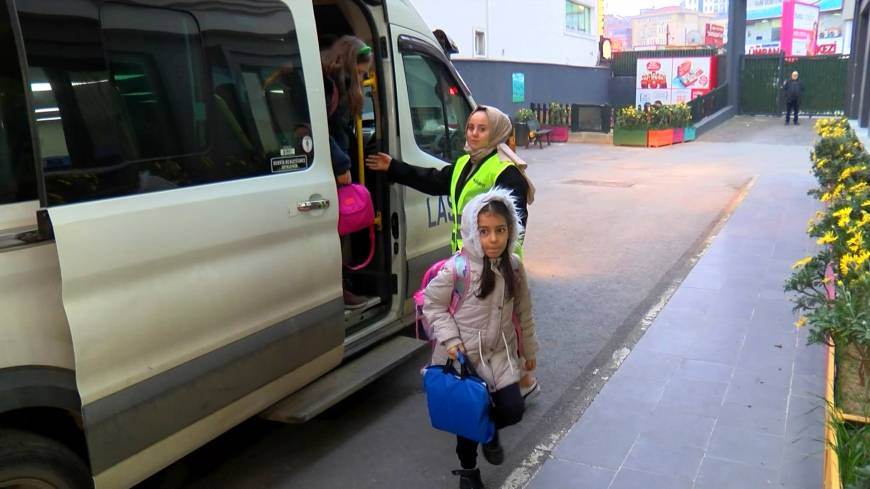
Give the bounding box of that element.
[689,83,729,123]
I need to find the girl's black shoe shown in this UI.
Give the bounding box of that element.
[451,468,485,489]
[482,433,504,465]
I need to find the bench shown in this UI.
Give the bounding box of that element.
[526,119,552,149]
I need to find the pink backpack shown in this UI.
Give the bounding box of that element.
[338,183,375,271]
[415,251,526,358]
[414,251,469,343]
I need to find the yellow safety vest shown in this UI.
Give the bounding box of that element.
[449,153,524,257]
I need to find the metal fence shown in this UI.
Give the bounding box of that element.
[611,48,720,76]
[739,54,849,115]
[689,83,729,123]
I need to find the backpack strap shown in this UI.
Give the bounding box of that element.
[447,250,469,314]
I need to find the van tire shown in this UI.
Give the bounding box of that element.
[0,429,92,489]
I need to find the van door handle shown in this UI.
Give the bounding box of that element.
[297,199,330,212]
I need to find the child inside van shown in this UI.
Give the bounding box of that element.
[321,35,375,308]
[422,188,539,489]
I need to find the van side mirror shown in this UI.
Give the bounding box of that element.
[433,29,458,58]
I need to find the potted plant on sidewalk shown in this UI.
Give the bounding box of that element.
[647,104,674,148]
[513,108,534,148]
[671,103,693,144]
[544,102,569,143]
[613,106,648,147]
[679,103,697,142]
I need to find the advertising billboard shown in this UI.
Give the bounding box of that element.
[747,0,842,21]
[636,57,718,106]
[705,23,725,47]
[781,0,820,56]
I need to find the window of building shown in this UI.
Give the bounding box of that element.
[0,0,37,205]
[19,2,312,206]
[401,52,472,163]
[474,30,486,57]
[565,1,592,34]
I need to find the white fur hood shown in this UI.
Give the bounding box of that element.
[460,187,524,260]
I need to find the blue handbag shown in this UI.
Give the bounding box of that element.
[423,351,495,443]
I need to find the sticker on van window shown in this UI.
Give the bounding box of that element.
[302,135,314,153]
[271,155,308,173]
[280,146,295,156]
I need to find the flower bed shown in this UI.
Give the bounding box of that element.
[613,127,648,146]
[613,103,694,148]
[785,117,870,489]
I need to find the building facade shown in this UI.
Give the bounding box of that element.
[409,0,609,114]
[684,0,730,16]
[846,0,868,137]
[631,6,719,48]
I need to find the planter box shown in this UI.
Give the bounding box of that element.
[514,122,530,147]
[672,127,685,144]
[824,340,870,489]
[612,127,648,147]
[543,125,569,143]
[647,128,674,148]
[683,126,697,142]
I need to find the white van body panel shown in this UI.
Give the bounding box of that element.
[0,242,73,370]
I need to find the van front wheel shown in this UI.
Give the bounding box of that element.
[0,429,92,489]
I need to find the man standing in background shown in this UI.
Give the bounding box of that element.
[782,71,805,126]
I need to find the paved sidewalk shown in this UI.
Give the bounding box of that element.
[527,173,827,488]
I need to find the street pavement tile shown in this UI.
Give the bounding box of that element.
[781,429,825,465]
[673,358,734,384]
[793,344,828,376]
[729,365,793,396]
[621,436,705,480]
[634,323,697,356]
[527,459,614,489]
[779,455,823,489]
[615,349,681,381]
[684,332,745,365]
[680,266,727,291]
[790,373,826,399]
[608,468,692,489]
[657,379,728,417]
[706,424,783,468]
[724,370,791,412]
[638,411,716,449]
[695,457,778,489]
[666,286,718,311]
[785,396,825,443]
[716,401,787,436]
[552,418,639,470]
[595,373,668,407]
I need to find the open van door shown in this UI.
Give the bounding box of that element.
[17,0,344,482]
[384,4,475,294]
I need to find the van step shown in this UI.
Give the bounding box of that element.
[260,335,428,423]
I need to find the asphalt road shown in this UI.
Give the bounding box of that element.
[137,116,815,489]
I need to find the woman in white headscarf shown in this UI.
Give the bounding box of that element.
[365,105,535,235]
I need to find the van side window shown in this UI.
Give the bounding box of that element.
[102,4,208,160]
[0,0,37,205]
[17,1,313,206]
[401,52,471,163]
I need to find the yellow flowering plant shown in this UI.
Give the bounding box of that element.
[614,105,649,130]
[787,117,870,356]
